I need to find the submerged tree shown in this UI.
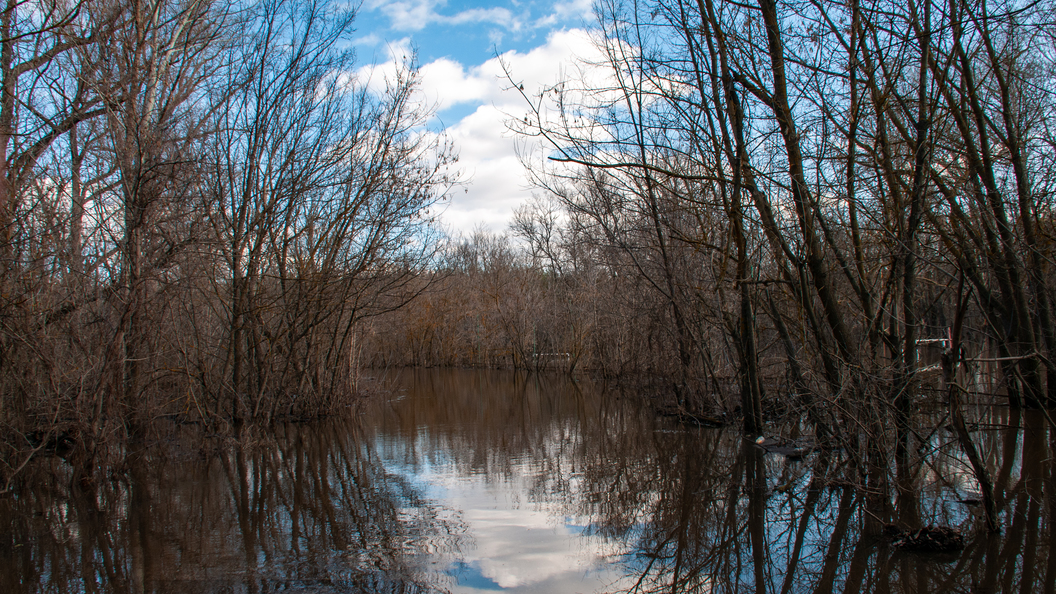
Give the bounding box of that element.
[198,0,454,423]
[503,0,1056,531]
[0,0,454,486]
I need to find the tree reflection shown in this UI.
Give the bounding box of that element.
[1,370,1053,594]
[0,420,465,593]
[579,408,1054,594]
[375,370,1054,594]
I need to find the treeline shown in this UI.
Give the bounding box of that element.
[0,0,453,483]
[368,0,1056,531]
[363,217,757,406]
[366,197,951,413]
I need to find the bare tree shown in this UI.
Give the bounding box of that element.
[0,0,455,483]
[502,0,1056,533]
[196,0,455,421]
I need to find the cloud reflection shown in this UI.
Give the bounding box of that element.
[383,447,629,592]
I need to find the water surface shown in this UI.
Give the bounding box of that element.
[1,368,1053,592]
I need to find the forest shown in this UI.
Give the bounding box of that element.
[1,0,1055,539]
[0,0,454,484]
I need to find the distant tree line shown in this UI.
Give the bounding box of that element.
[0,0,454,486]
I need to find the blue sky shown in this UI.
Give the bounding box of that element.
[355,0,594,61]
[350,0,600,235]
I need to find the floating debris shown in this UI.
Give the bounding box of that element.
[889,525,965,552]
[751,436,813,459]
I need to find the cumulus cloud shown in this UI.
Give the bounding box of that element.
[351,32,383,47]
[418,59,495,112]
[351,37,416,95]
[420,29,615,235]
[351,28,614,235]
[409,28,609,123]
[551,0,594,20]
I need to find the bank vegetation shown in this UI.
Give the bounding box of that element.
[364,0,1056,533]
[0,0,454,488]
[1,0,1054,538]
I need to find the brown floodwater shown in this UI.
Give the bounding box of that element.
[1,368,1053,593]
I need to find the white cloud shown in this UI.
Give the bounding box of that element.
[365,0,440,31]
[418,59,495,112]
[535,0,594,28]
[422,29,615,235]
[551,0,594,20]
[364,0,525,32]
[416,28,607,114]
[352,37,416,95]
[446,7,519,28]
[352,28,614,236]
[351,32,383,47]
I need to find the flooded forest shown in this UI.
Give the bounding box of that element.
[1,0,1055,591]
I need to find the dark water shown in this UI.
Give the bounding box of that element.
[2,368,1053,593]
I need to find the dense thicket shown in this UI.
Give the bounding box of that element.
[0,0,453,487]
[366,0,1056,532]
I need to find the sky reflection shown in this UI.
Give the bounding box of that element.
[2,369,1052,593]
[377,431,632,593]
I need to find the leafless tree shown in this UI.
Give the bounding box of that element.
[501,0,1056,532]
[0,0,455,484]
[194,0,454,422]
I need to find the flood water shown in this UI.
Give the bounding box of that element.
[2,368,1054,593]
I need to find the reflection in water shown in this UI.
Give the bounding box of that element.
[0,368,1053,593]
[0,419,465,593]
